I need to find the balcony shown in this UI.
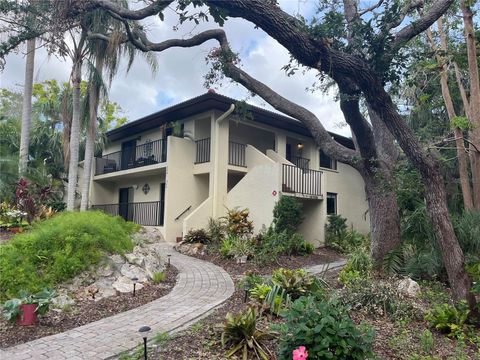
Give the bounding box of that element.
[228,141,246,167]
[282,164,322,197]
[290,155,310,170]
[92,201,164,226]
[95,139,166,176]
[195,138,211,164]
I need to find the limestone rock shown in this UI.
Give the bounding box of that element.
[398,278,421,297]
[120,263,148,283]
[175,242,205,256]
[112,276,144,293]
[52,293,75,309]
[125,252,145,267]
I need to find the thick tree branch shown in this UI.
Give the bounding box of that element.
[393,0,454,49]
[82,0,173,20]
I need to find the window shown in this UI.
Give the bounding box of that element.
[327,192,337,215]
[320,150,337,170]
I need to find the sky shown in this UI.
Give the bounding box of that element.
[0,0,350,136]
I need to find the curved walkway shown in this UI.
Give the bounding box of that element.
[1,243,235,360]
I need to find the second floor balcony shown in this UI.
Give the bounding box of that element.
[95,139,167,176]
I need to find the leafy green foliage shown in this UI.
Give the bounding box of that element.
[2,288,56,322]
[220,236,255,259]
[272,195,304,235]
[425,302,471,339]
[183,228,210,244]
[325,214,369,254]
[206,217,226,244]
[0,211,136,300]
[255,229,313,264]
[276,296,374,360]
[221,306,273,360]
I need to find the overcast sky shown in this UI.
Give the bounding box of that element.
[0,0,350,136]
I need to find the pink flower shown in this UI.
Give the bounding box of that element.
[293,346,308,360]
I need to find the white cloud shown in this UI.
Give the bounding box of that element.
[0,1,350,137]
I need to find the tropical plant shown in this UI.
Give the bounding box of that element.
[221,306,273,360]
[271,268,315,300]
[276,296,374,360]
[224,208,253,238]
[220,236,255,259]
[206,217,226,243]
[2,288,56,322]
[183,228,210,244]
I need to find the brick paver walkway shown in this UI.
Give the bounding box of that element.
[0,243,234,360]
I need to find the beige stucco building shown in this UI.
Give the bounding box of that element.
[87,92,369,245]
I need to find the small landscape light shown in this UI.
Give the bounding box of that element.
[167,254,171,268]
[132,277,139,297]
[138,325,151,360]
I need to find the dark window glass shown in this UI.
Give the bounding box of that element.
[320,150,337,170]
[327,192,337,215]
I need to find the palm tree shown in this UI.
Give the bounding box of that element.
[66,30,87,211]
[18,38,36,177]
[79,9,157,210]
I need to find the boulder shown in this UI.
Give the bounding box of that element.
[175,242,205,256]
[120,263,148,283]
[125,252,145,267]
[112,276,144,293]
[398,278,421,297]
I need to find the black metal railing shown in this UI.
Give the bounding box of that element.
[290,156,310,170]
[282,164,322,196]
[229,141,246,167]
[195,138,211,164]
[95,139,166,175]
[92,201,164,226]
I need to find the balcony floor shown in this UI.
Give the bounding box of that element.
[93,162,167,181]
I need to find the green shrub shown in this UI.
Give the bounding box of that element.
[0,211,136,300]
[325,215,369,254]
[255,229,313,264]
[339,278,419,320]
[276,296,374,360]
[183,228,210,244]
[338,247,372,285]
[425,302,470,339]
[272,195,304,234]
[271,268,315,300]
[239,272,264,291]
[221,306,273,359]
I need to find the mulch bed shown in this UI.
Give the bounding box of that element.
[191,246,342,277]
[0,229,14,244]
[0,266,178,349]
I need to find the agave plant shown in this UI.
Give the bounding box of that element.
[221,306,274,360]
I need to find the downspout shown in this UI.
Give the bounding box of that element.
[212,104,235,217]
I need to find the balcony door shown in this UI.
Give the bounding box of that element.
[119,187,133,221]
[121,139,136,170]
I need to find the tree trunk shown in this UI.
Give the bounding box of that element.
[66,60,82,211]
[460,0,480,209]
[364,167,401,266]
[80,58,103,211]
[18,38,36,177]
[427,22,474,210]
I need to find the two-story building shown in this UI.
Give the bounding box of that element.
[86,91,369,245]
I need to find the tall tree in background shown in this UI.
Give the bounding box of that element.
[18,38,35,177]
[426,17,473,210]
[460,0,480,210]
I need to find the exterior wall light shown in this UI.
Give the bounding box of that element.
[142,183,150,195]
[297,142,304,150]
[138,325,151,360]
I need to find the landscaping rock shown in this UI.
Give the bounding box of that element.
[175,242,205,256]
[112,276,144,293]
[120,263,148,283]
[52,293,75,309]
[125,252,145,267]
[398,278,421,297]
